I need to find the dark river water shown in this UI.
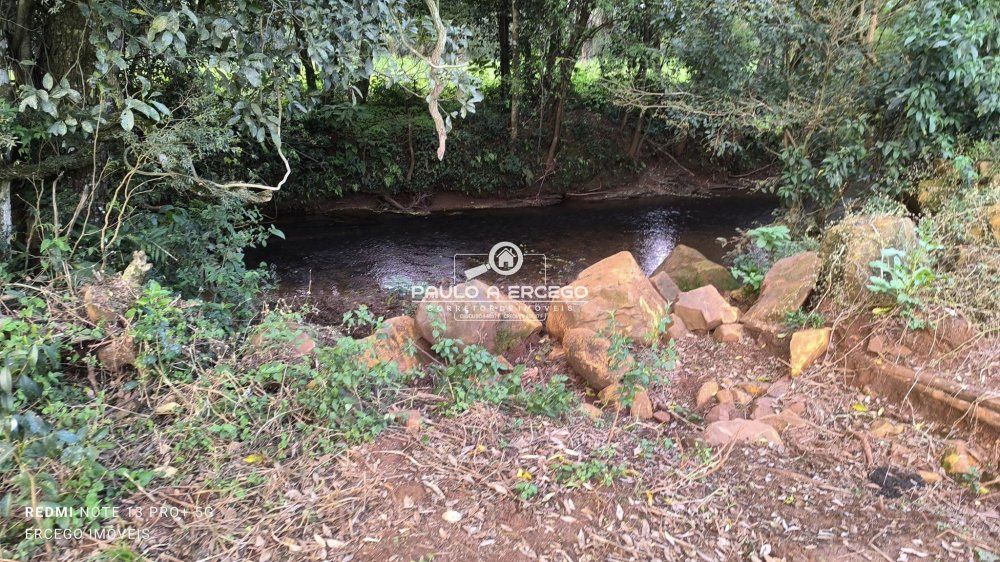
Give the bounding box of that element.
[253,194,777,321]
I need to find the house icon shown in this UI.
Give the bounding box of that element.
[496,247,516,269]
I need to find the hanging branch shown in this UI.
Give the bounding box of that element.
[424,0,448,160]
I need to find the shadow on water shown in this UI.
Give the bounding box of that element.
[251,194,778,321]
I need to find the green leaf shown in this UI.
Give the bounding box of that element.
[42,73,54,90]
[149,14,170,36]
[120,108,135,131]
[0,367,11,394]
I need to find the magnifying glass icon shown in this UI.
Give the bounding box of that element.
[464,242,524,280]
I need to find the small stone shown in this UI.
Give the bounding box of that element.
[785,400,807,416]
[789,328,831,377]
[869,419,905,439]
[597,383,622,406]
[716,389,735,404]
[97,335,137,371]
[732,388,753,406]
[695,380,720,408]
[738,382,769,398]
[701,420,783,447]
[751,397,778,420]
[580,403,604,421]
[713,323,744,343]
[630,390,654,420]
[666,313,689,341]
[705,403,734,423]
[941,442,980,479]
[652,410,671,423]
[760,409,807,432]
[918,470,943,484]
[441,510,463,523]
[403,410,422,432]
[765,378,791,398]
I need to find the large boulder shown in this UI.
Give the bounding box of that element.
[360,316,432,373]
[563,328,634,390]
[416,280,541,354]
[743,252,821,349]
[820,215,917,302]
[653,245,737,292]
[673,286,740,332]
[546,252,669,345]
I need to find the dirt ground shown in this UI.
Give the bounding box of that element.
[62,332,1000,562]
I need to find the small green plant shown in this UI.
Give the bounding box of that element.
[867,245,938,329]
[730,254,766,293]
[747,225,792,254]
[784,309,826,330]
[517,374,578,418]
[513,481,539,500]
[551,458,628,488]
[602,313,675,409]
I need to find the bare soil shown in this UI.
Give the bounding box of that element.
[60,333,1000,561]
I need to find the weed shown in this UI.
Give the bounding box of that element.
[551,458,628,488]
[784,309,826,330]
[514,481,539,501]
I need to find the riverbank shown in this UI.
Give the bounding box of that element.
[269,158,760,216]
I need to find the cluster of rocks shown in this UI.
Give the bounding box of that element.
[694,377,807,448]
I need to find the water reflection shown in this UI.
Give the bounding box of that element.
[254,195,776,301]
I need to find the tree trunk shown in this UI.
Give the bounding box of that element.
[543,0,593,173]
[0,180,11,254]
[498,0,511,99]
[354,43,372,102]
[294,23,317,91]
[509,0,520,141]
[627,108,646,159]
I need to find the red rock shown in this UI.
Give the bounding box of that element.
[713,323,744,343]
[716,389,735,404]
[653,245,737,292]
[666,313,689,341]
[743,252,821,329]
[789,328,831,377]
[674,286,740,332]
[765,378,791,398]
[652,410,672,423]
[695,380,720,407]
[361,316,431,373]
[701,420,783,447]
[416,279,541,354]
[650,271,681,306]
[705,403,735,423]
[630,390,654,420]
[564,328,634,390]
[547,252,669,345]
[751,397,778,420]
[403,410,422,432]
[580,403,604,421]
[760,409,807,432]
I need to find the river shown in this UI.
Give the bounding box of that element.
[254,194,777,322]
